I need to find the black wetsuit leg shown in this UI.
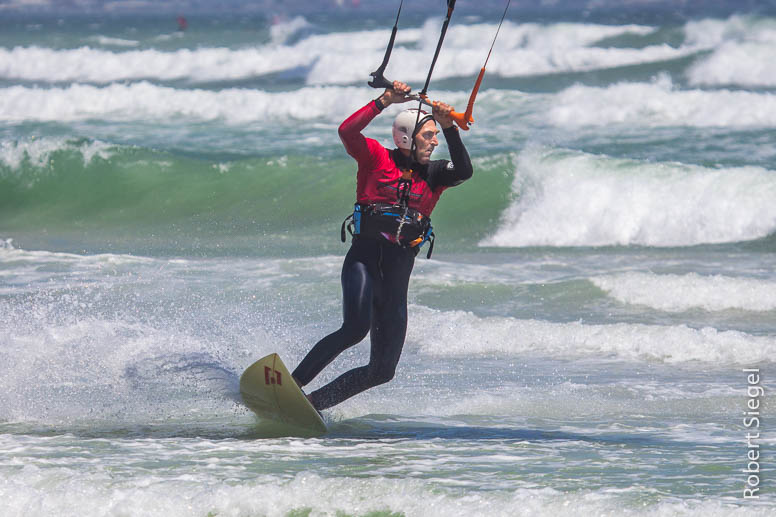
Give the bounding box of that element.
[292,237,415,411]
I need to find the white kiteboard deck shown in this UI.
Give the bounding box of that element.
[239,353,327,437]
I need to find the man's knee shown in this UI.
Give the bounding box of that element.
[341,321,370,344]
[369,363,396,386]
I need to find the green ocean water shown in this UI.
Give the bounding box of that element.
[0,143,511,255]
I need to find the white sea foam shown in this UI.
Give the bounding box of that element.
[389,43,693,86]
[0,83,370,124]
[688,41,776,87]
[683,15,776,48]
[88,35,140,47]
[408,305,776,365]
[593,272,776,312]
[548,75,776,128]
[454,20,656,50]
[308,19,672,84]
[0,136,114,170]
[0,308,248,422]
[685,15,776,86]
[3,15,773,89]
[5,76,776,131]
[0,45,315,83]
[0,241,155,267]
[268,15,313,45]
[483,146,776,247]
[0,20,684,85]
[0,468,767,517]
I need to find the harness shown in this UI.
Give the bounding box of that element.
[341,202,435,258]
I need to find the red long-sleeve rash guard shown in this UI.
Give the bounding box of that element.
[338,100,473,218]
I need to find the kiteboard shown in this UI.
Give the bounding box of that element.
[239,353,327,437]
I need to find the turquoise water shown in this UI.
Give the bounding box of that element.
[2,3,776,516]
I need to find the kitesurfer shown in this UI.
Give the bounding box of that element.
[292,81,473,410]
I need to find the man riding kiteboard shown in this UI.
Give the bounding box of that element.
[291,81,473,410]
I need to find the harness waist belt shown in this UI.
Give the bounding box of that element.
[341,203,435,258]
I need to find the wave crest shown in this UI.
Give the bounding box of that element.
[482,146,776,247]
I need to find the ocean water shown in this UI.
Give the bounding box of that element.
[1,2,776,515]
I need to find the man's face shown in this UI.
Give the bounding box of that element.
[414,120,439,165]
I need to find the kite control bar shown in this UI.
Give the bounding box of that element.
[368,0,468,128]
[406,93,474,131]
[422,0,510,131]
[368,0,510,132]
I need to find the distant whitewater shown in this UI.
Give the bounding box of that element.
[0,15,772,87]
[483,146,776,248]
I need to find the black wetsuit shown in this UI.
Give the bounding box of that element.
[293,237,415,410]
[292,100,472,411]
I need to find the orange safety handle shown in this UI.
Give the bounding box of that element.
[465,67,486,122]
[450,66,485,131]
[426,97,471,131]
[449,109,473,131]
[417,84,480,132]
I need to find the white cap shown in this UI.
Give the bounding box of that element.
[392,108,435,150]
